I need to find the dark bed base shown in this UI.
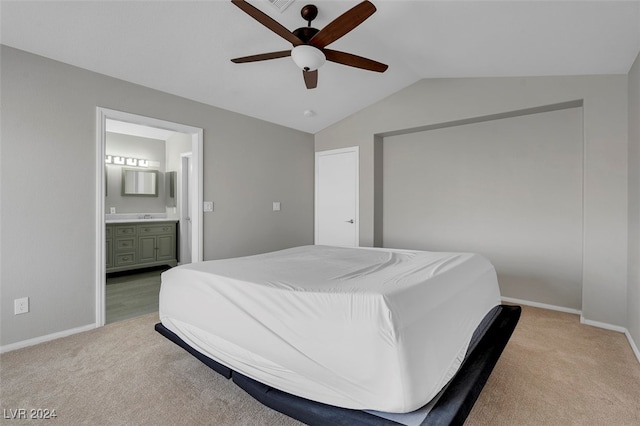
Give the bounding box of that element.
[155,304,521,426]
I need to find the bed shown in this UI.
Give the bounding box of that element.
[156,245,520,425]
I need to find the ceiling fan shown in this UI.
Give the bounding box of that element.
[230,0,388,89]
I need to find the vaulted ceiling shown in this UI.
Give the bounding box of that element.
[2,0,639,134]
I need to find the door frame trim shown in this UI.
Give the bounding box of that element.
[95,107,204,327]
[179,152,193,264]
[314,146,359,246]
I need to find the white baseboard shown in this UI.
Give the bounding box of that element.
[3,300,639,366]
[625,330,640,364]
[501,296,582,315]
[502,296,640,365]
[580,315,627,333]
[0,323,96,354]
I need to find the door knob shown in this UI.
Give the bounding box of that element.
[346,219,354,224]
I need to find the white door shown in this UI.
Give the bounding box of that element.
[180,153,192,264]
[315,147,359,246]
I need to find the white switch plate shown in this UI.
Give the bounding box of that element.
[203,201,214,212]
[272,202,281,211]
[14,297,29,315]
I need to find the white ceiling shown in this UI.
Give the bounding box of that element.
[2,0,639,134]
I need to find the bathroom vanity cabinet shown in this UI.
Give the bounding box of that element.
[106,220,178,273]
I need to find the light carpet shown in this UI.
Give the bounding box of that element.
[1,306,639,425]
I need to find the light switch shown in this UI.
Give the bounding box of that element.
[273,202,281,211]
[203,201,214,212]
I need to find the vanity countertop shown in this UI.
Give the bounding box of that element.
[106,218,179,224]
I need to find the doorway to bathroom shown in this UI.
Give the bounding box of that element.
[96,108,203,326]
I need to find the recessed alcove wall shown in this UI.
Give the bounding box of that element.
[315,76,628,327]
[377,102,584,309]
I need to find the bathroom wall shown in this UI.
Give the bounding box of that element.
[165,131,192,219]
[105,132,166,214]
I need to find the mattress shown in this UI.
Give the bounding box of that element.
[159,245,501,413]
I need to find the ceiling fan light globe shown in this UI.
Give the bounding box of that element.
[291,45,326,71]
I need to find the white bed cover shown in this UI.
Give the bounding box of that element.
[159,245,501,413]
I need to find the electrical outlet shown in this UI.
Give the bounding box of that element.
[203,201,214,212]
[14,297,29,315]
[110,207,116,214]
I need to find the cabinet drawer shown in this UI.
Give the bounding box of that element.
[106,226,112,238]
[115,226,137,236]
[115,252,136,266]
[138,223,175,235]
[115,237,136,252]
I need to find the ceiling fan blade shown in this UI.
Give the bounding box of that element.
[231,50,291,63]
[309,0,376,49]
[324,49,388,73]
[231,0,303,46]
[303,69,318,89]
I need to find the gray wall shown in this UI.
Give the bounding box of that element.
[629,52,640,349]
[0,46,314,347]
[383,107,584,310]
[105,132,167,214]
[315,75,628,328]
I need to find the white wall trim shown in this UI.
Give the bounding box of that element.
[95,107,204,327]
[2,298,637,366]
[0,323,95,354]
[580,316,640,365]
[580,315,627,333]
[502,297,582,315]
[625,330,640,364]
[96,108,108,327]
[504,296,639,365]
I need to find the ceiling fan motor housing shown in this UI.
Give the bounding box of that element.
[293,26,319,43]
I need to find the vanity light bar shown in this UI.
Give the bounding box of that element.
[105,155,149,167]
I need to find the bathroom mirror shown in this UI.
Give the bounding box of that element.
[122,168,159,196]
